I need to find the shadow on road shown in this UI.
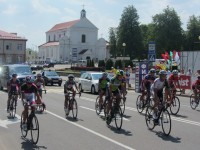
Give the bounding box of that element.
[123,114,132,119]
[150,130,181,143]
[107,125,133,136]
[66,116,84,122]
[173,114,188,119]
[21,137,47,150]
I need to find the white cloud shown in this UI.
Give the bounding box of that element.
[2,4,18,15]
[31,0,61,14]
[104,0,118,5]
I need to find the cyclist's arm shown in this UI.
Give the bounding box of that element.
[74,82,79,93]
[42,79,46,90]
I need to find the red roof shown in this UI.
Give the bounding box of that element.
[0,30,26,40]
[39,42,59,47]
[47,19,80,32]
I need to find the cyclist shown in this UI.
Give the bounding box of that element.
[118,70,127,100]
[192,75,200,104]
[140,68,156,103]
[106,71,123,120]
[7,74,21,113]
[64,74,79,115]
[21,76,41,130]
[168,70,180,99]
[151,70,171,124]
[98,72,110,110]
[34,73,46,109]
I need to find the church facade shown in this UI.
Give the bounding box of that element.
[38,9,109,63]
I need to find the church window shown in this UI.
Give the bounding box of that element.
[82,34,86,43]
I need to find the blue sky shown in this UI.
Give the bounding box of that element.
[0,0,199,49]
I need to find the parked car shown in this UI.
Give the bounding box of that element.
[0,64,35,90]
[31,64,43,70]
[41,70,62,86]
[78,72,103,94]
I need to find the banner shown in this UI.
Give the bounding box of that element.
[175,75,191,90]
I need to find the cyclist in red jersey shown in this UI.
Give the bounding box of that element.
[192,75,200,103]
[168,70,180,103]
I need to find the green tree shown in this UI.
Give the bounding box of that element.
[117,5,144,60]
[114,60,122,69]
[108,27,118,58]
[152,6,184,57]
[105,59,114,70]
[184,15,200,51]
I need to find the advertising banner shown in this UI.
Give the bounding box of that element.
[175,75,191,90]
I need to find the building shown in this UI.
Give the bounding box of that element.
[38,9,109,63]
[0,30,27,64]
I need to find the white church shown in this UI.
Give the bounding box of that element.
[38,9,110,63]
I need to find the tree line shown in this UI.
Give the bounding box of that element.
[108,5,200,60]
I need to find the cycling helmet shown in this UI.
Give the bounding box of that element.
[149,68,156,74]
[12,73,17,77]
[102,72,108,78]
[119,70,124,76]
[159,70,167,75]
[197,75,200,79]
[37,73,42,77]
[172,70,178,75]
[68,74,74,79]
[115,70,121,76]
[25,76,33,83]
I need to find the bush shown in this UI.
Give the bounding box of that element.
[115,60,122,69]
[71,66,104,71]
[98,60,105,67]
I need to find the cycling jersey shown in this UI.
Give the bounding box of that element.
[34,78,44,89]
[21,83,38,103]
[168,74,179,87]
[192,80,200,90]
[141,74,155,91]
[99,77,110,90]
[64,80,76,91]
[7,79,20,92]
[110,77,122,92]
[151,78,169,91]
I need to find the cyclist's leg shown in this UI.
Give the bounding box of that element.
[193,89,198,102]
[7,92,12,112]
[71,88,76,99]
[99,89,105,108]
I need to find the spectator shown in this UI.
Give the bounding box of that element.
[186,69,192,76]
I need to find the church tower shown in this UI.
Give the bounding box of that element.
[80,9,86,19]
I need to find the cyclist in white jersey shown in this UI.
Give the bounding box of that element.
[151,70,171,123]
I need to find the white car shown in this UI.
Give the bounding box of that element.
[78,72,103,94]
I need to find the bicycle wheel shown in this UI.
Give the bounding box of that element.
[190,94,198,110]
[145,106,155,130]
[20,113,28,138]
[161,109,171,136]
[120,99,125,115]
[30,115,39,144]
[72,99,78,119]
[95,96,101,115]
[38,103,45,113]
[170,97,180,115]
[114,107,123,130]
[136,95,144,113]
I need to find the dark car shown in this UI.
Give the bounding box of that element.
[43,63,55,68]
[0,64,35,90]
[31,64,43,70]
[41,70,62,86]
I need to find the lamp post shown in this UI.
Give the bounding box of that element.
[122,43,126,69]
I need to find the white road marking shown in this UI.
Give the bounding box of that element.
[79,106,130,121]
[46,110,135,150]
[0,114,21,128]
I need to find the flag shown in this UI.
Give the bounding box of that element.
[170,51,173,60]
[161,54,167,60]
[173,50,176,60]
[174,52,180,65]
[165,51,170,60]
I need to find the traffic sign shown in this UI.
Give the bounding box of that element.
[148,42,156,54]
[148,54,155,62]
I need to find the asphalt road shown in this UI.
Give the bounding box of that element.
[0,82,200,150]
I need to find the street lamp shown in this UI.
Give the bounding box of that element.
[122,43,126,69]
